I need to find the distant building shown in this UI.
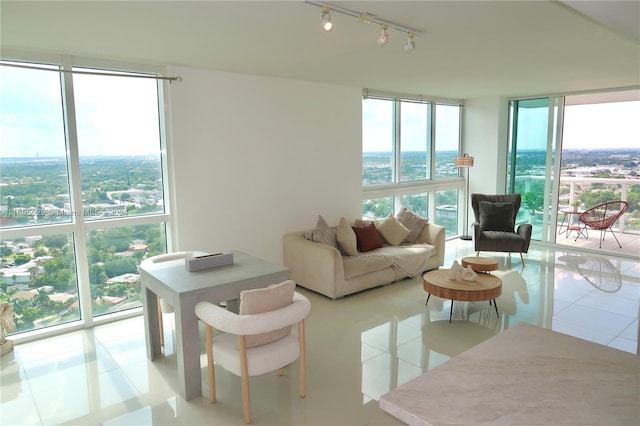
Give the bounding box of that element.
[48,293,76,304]
[10,289,38,302]
[106,273,140,286]
[0,268,31,285]
[129,241,148,252]
[97,295,126,306]
[436,205,457,219]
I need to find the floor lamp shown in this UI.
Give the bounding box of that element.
[455,153,474,241]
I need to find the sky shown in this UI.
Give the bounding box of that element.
[562,101,640,150]
[362,98,459,152]
[513,99,640,151]
[2,62,638,158]
[0,63,162,158]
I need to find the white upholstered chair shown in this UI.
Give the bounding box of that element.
[140,251,194,347]
[195,280,311,424]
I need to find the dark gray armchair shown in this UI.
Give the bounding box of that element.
[471,194,532,264]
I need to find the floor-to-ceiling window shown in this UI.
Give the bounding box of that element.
[0,54,173,338]
[508,90,639,255]
[561,93,640,225]
[362,91,463,237]
[508,98,554,241]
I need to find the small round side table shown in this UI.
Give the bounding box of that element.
[461,256,499,273]
[423,269,502,322]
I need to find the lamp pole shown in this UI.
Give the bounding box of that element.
[460,166,472,240]
[455,153,474,241]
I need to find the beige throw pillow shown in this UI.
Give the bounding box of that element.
[239,280,295,348]
[337,217,358,256]
[396,207,429,243]
[312,215,337,248]
[377,214,411,246]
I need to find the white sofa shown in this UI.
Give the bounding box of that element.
[283,221,445,299]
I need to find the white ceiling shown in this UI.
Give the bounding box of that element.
[1,1,639,99]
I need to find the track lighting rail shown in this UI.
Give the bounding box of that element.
[305,1,424,38]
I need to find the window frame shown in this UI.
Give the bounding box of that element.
[362,90,464,236]
[0,50,175,340]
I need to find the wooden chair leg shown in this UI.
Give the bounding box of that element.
[205,325,216,403]
[239,336,251,424]
[157,297,164,347]
[299,319,306,398]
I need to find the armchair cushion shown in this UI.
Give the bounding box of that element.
[479,201,515,232]
[240,280,295,347]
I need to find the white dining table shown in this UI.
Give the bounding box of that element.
[139,250,290,401]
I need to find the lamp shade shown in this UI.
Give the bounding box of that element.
[455,154,474,168]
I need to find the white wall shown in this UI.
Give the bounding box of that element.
[166,66,363,265]
[463,97,509,196]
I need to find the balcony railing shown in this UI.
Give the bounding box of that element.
[517,175,639,256]
[558,176,638,232]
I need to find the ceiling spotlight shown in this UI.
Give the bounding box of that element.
[404,32,416,52]
[377,25,389,46]
[321,7,333,32]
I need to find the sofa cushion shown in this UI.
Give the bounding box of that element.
[337,217,358,256]
[343,255,392,280]
[352,222,384,252]
[377,215,411,246]
[479,201,515,232]
[396,207,429,242]
[479,230,525,251]
[239,280,295,348]
[312,215,338,248]
[343,244,436,280]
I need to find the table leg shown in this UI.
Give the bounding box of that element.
[142,285,161,360]
[574,225,589,241]
[174,294,203,401]
[449,300,454,323]
[558,213,568,236]
[492,299,500,318]
[425,293,431,306]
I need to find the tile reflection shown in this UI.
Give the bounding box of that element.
[103,397,178,425]
[559,254,623,293]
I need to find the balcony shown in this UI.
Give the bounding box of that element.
[519,176,639,258]
[555,224,639,256]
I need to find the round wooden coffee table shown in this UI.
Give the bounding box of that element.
[423,269,502,322]
[461,256,499,273]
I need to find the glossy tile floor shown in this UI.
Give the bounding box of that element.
[2,241,639,425]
